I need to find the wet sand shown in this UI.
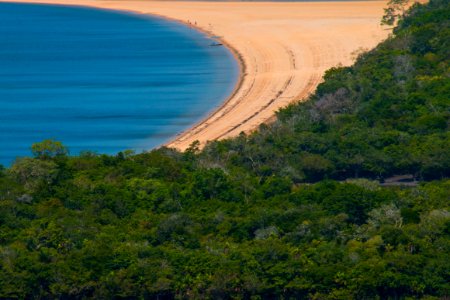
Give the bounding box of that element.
[3,0,390,150]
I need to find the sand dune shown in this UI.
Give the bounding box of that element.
[3,0,390,150]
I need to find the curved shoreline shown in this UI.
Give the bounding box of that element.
[2,0,390,151]
[157,16,247,146]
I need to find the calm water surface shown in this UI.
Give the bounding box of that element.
[0,3,238,166]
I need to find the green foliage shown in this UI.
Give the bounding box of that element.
[31,139,68,160]
[0,0,449,298]
[381,0,410,26]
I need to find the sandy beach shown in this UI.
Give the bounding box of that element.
[3,0,390,150]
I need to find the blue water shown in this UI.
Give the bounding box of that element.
[0,3,238,166]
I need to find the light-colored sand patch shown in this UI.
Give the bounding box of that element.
[2,0,390,150]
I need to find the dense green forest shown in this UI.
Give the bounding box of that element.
[0,0,449,298]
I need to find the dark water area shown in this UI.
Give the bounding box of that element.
[0,2,238,166]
